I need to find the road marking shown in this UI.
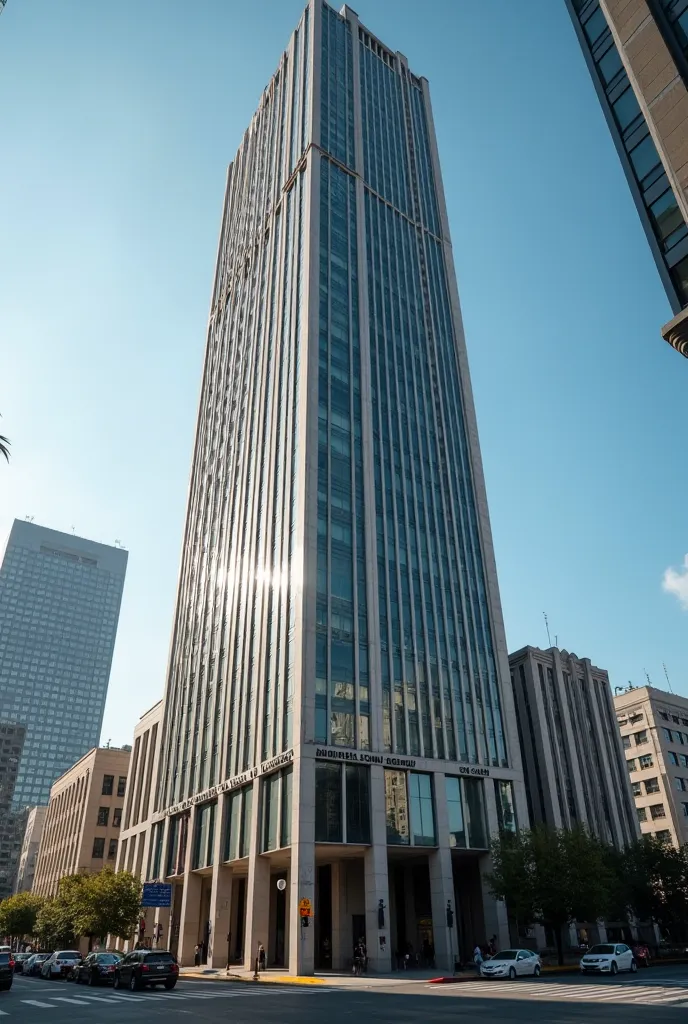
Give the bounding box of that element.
[22,1000,56,1007]
[54,996,94,1004]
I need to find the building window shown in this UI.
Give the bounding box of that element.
[675,778,687,792]
[384,769,410,845]
[637,807,647,822]
[149,821,164,880]
[683,802,688,818]
[463,778,487,848]
[280,767,293,848]
[669,751,679,766]
[494,780,517,833]
[315,763,343,843]
[107,838,117,859]
[97,807,110,827]
[314,762,370,844]
[113,808,122,828]
[345,764,371,844]
[627,758,637,772]
[660,712,669,721]
[631,782,642,796]
[446,776,466,848]
[650,804,666,820]
[408,773,436,846]
[192,802,216,869]
[644,777,660,795]
[117,777,126,798]
[634,730,648,745]
[224,785,253,862]
[638,754,654,769]
[102,775,114,796]
[655,830,672,843]
[663,728,673,743]
[622,735,632,750]
[92,837,105,858]
[261,772,281,852]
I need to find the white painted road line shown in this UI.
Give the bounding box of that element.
[21,1000,55,1007]
[53,996,94,1004]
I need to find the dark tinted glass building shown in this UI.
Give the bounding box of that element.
[0,520,127,808]
[567,0,688,356]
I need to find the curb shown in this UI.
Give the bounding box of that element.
[180,971,325,986]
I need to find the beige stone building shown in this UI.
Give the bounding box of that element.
[14,805,47,894]
[615,685,688,847]
[567,0,688,357]
[113,701,163,951]
[33,746,130,896]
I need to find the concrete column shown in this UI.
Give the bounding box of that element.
[177,808,202,966]
[207,794,232,968]
[363,765,391,972]
[243,777,271,972]
[429,773,459,973]
[288,755,315,975]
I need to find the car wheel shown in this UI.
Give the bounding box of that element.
[610,961,618,976]
[508,967,517,980]
[113,973,121,990]
[130,974,141,992]
[533,965,541,977]
[630,960,637,973]
[88,972,95,985]
[164,978,177,990]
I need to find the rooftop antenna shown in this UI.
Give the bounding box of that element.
[644,668,652,686]
[554,634,559,648]
[71,525,75,535]
[543,612,552,648]
[663,663,674,694]
[24,515,34,523]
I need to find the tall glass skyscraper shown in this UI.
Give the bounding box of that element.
[0,520,128,807]
[147,1,525,976]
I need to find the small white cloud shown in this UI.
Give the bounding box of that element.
[662,554,688,610]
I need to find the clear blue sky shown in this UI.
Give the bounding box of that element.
[1,0,687,746]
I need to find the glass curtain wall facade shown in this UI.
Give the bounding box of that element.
[0,520,127,809]
[151,0,524,978]
[567,0,688,356]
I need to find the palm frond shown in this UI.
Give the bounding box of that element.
[0,434,10,462]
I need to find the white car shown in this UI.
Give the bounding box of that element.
[580,943,637,975]
[480,948,541,979]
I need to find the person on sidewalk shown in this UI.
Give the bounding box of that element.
[194,944,202,967]
[473,944,484,970]
[258,943,266,972]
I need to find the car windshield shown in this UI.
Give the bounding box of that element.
[493,950,518,960]
[36,954,50,961]
[96,954,119,963]
[588,945,615,955]
[57,952,81,959]
[144,953,174,962]
[0,954,10,965]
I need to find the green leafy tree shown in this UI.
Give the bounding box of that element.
[0,892,44,942]
[0,414,10,461]
[489,824,615,964]
[622,835,688,939]
[35,898,77,950]
[72,870,142,945]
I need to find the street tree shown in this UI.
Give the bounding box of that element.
[0,892,44,943]
[73,869,142,944]
[35,898,77,950]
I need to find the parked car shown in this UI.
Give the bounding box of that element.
[580,943,637,975]
[74,952,122,986]
[25,953,51,976]
[0,952,13,992]
[632,943,651,967]
[41,951,82,978]
[480,949,541,979]
[12,952,32,973]
[113,949,179,991]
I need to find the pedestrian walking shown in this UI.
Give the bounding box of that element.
[194,944,202,967]
[258,943,266,971]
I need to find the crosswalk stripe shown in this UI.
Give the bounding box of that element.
[54,997,93,1004]
[21,1000,55,1007]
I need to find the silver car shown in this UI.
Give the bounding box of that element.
[480,949,542,979]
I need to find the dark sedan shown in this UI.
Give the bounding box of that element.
[0,952,13,992]
[12,953,32,973]
[113,950,178,991]
[74,952,121,986]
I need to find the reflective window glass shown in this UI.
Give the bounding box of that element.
[409,772,436,846]
[385,769,410,845]
[315,763,343,842]
[446,775,466,848]
[463,778,487,848]
[495,779,517,833]
[345,764,370,843]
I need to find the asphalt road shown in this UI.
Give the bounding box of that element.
[2,965,688,1022]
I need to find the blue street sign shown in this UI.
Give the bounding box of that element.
[142,883,172,908]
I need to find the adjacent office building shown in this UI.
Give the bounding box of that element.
[114,701,163,949]
[14,805,47,894]
[32,746,130,896]
[0,520,128,808]
[614,684,688,846]
[567,0,688,357]
[144,1,526,976]
[0,722,26,899]
[509,647,639,848]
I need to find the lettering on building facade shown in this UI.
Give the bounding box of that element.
[160,749,295,819]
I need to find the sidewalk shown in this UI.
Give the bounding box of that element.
[179,965,450,987]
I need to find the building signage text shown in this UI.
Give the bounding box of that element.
[163,748,294,818]
[314,747,490,776]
